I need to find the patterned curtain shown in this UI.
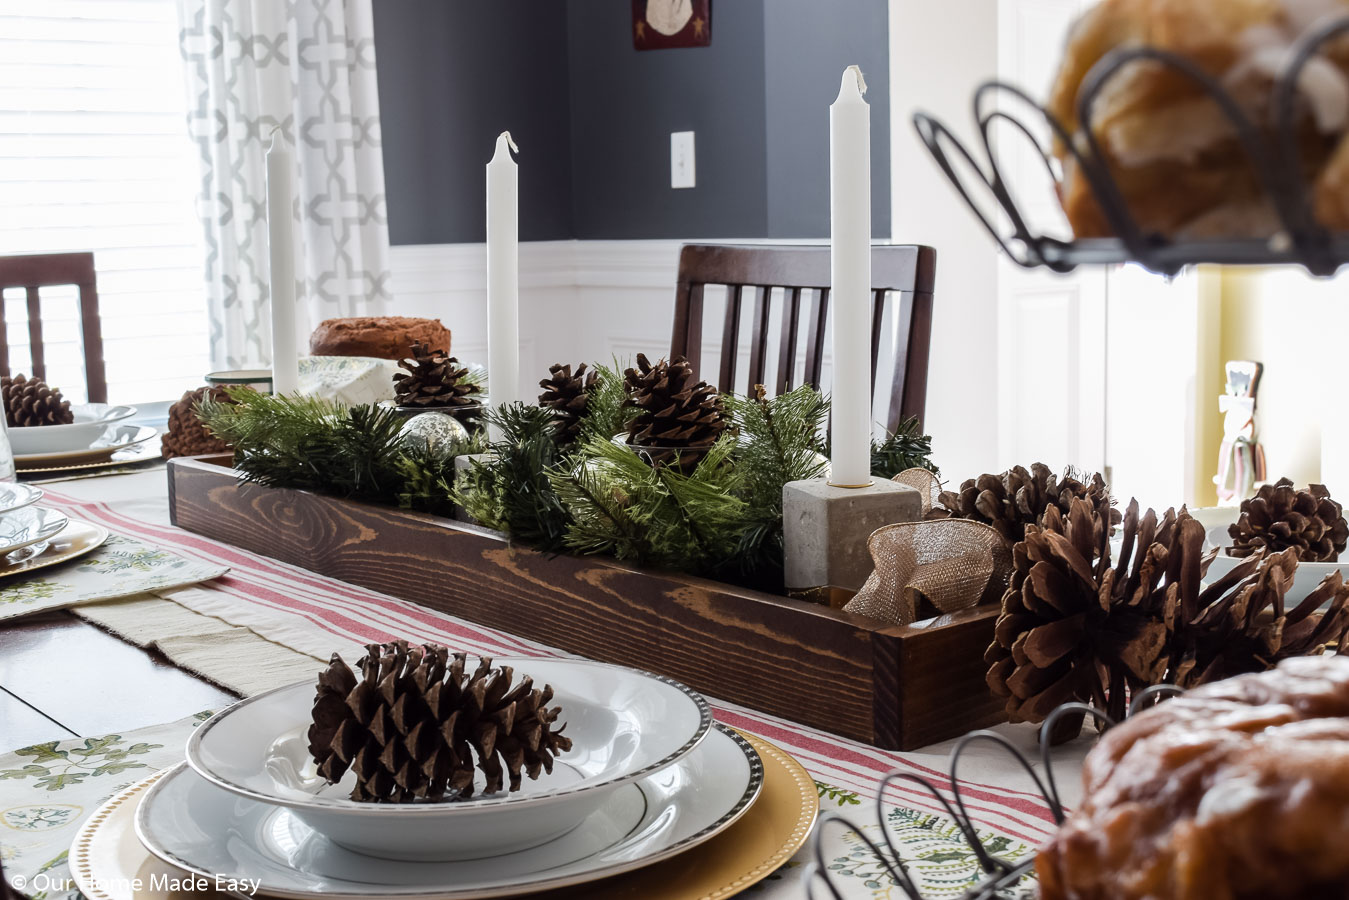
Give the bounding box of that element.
[177,0,391,370]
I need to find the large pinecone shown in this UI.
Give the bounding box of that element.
[394,342,482,411]
[1228,477,1349,562]
[2,373,73,427]
[308,641,572,802]
[623,353,726,471]
[161,386,236,459]
[988,493,1349,742]
[538,363,596,446]
[985,494,1180,737]
[934,463,1120,548]
[1172,550,1349,688]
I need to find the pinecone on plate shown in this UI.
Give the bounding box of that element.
[161,385,236,459]
[538,363,596,446]
[1,373,73,427]
[1227,477,1349,562]
[933,463,1120,548]
[622,354,726,471]
[307,641,572,803]
[393,342,482,411]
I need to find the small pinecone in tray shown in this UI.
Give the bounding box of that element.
[393,342,482,411]
[538,363,597,446]
[161,385,235,459]
[622,353,726,471]
[307,641,572,803]
[1227,477,1349,562]
[932,463,1120,548]
[1,373,73,427]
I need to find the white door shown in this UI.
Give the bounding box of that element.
[996,0,1213,508]
[995,0,1107,476]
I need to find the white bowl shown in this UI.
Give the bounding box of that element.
[185,658,712,861]
[7,403,136,455]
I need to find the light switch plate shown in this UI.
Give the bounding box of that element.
[671,131,695,189]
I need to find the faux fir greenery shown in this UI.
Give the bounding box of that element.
[197,387,481,515]
[870,416,939,481]
[454,403,572,552]
[195,363,939,589]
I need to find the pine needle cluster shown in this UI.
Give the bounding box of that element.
[453,403,572,551]
[870,416,939,480]
[197,387,477,507]
[549,433,744,573]
[723,385,829,574]
[577,358,636,444]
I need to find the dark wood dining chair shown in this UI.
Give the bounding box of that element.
[0,252,108,403]
[669,243,936,430]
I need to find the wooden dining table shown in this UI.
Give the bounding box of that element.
[0,605,235,749]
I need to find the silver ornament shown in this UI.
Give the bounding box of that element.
[398,411,469,460]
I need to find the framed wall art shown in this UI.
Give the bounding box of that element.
[633,0,711,50]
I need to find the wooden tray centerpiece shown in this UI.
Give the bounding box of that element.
[166,453,1002,750]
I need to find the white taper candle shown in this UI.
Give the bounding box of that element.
[266,130,299,396]
[829,66,873,487]
[486,131,520,442]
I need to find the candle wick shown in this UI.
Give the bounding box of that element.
[497,130,520,157]
[846,65,868,96]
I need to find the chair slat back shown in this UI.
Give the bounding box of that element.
[0,252,108,403]
[670,243,935,430]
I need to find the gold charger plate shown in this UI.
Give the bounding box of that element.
[70,730,817,900]
[536,729,819,899]
[0,518,108,579]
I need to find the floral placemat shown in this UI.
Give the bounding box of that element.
[757,787,1038,899]
[0,533,228,621]
[0,711,212,900]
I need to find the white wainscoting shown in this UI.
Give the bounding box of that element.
[388,239,844,408]
[388,240,682,402]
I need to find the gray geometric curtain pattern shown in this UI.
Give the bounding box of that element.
[178,0,391,369]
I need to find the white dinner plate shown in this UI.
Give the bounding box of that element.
[186,658,713,861]
[0,506,68,555]
[7,403,137,455]
[0,482,43,515]
[14,424,157,466]
[139,724,762,899]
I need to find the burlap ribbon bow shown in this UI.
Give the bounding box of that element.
[844,516,1011,626]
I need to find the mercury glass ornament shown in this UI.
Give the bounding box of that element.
[398,411,469,461]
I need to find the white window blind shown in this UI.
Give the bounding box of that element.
[0,0,209,404]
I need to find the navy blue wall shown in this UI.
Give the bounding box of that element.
[373,1,890,243]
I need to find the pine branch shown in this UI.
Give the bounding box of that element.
[723,384,829,574]
[870,416,939,480]
[198,389,408,498]
[578,358,637,444]
[451,403,571,551]
[547,435,650,560]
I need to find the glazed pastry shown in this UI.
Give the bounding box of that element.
[1048,0,1349,237]
[1037,656,1349,900]
[308,316,452,360]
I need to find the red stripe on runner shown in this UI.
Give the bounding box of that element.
[44,494,544,657]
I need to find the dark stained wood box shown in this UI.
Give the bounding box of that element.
[166,456,1004,750]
